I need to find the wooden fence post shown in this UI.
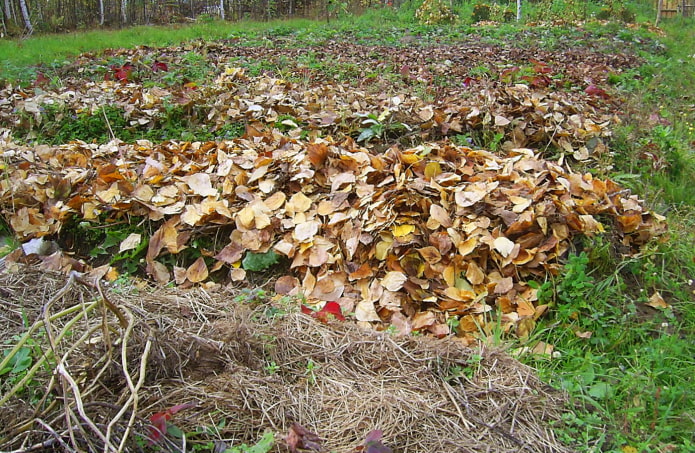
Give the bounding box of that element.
[656,0,663,26]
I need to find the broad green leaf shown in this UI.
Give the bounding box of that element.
[588,382,611,399]
[242,250,280,272]
[357,128,376,142]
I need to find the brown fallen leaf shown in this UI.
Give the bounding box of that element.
[186,257,209,283]
[646,291,671,310]
[285,422,323,453]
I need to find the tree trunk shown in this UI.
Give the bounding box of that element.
[19,0,32,34]
[516,0,521,21]
[219,0,224,19]
[121,0,127,24]
[3,0,11,20]
[99,0,104,25]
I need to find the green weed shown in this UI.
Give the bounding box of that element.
[0,330,52,404]
[526,238,695,451]
[356,109,412,145]
[179,422,275,453]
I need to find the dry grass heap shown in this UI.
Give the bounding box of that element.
[0,265,572,452]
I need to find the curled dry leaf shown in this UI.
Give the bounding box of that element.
[118,233,142,253]
[285,422,324,453]
[646,291,671,310]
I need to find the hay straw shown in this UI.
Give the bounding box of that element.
[0,266,573,452]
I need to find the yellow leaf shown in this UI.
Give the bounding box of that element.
[516,298,535,317]
[229,268,246,281]
[418,246,442,264]
[81,202,100,220]
[375,240,392,261]
[456,181,499,207]
[182,173,218,197]
[494,115,511,126]
[516,318,536,340]
[293,219,321,242]
[509,196,531,213]
[465,262,485,285]
[444,287,475,301]
[96,183,121,203]
[392,224,415,237]
[265,192,286,211]
[429,204,452,228]
[237,206,255,229]
[247,164,269,183]
[400,153,421,165]
[443,265,456,287]
[458,237,478,256]
[424,162,442,179]
[418,106,434,122]
[531,340,554,356]
[132,184,154,202]
[287,192,313,214]
[181,205,204,226]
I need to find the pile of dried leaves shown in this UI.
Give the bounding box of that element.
[0,266,572,452]
[1,38,641,157]
[0,125,665,340]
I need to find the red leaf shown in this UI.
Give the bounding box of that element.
[585,84,610,99]
[301,302,345,324]
[149,412,170,443]
[364,430,383,444]
[530,59,552,74]
[110,64,133,83]
[320,302,345,321]
[500,66,519,83]
[521,75,551,88]
[167,402,196,415]
[33,72,49,87]
[148,402,195,444]
[152,61,169,72]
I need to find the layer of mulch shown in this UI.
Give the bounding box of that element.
[0,265,572,452]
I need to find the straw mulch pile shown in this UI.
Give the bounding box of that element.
[0,265,572,453]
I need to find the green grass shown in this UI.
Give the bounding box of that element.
[0,18,318,82]
[523,238,695,451]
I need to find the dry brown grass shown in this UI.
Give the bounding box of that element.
[0,265,572,452]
